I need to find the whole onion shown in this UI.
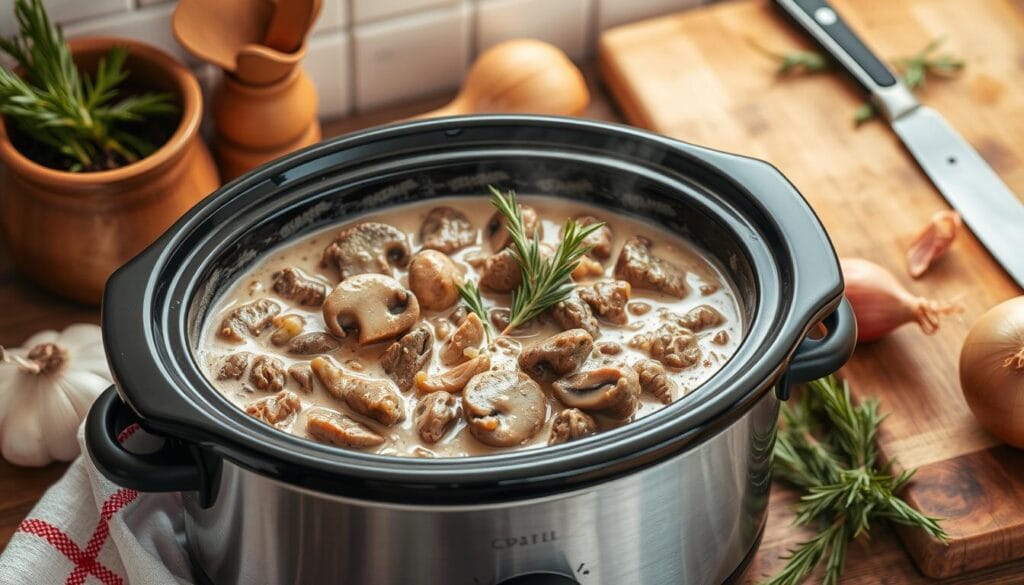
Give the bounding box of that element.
[959,296,1024,448]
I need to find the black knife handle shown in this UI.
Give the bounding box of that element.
[773,0,919,119]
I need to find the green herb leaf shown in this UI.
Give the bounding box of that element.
[759,376,947,585]
[488,186,604,334]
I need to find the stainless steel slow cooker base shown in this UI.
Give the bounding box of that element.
[182,395,777,585]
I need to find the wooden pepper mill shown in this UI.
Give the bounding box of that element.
[173,0,322,180]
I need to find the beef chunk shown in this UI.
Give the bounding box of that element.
[312,357,405,425]
[382,324,433,391]
[566,215,613,260]
[634,359,675,404]
[420,206,476,254]
[479,249,522,293]
[518,329,594,382]
[440,312,484,366]
[550,289,600,338]
[414,391,462,444]
[249,355,287,392]
[671,304,725,332]
[245,390,301,427]
[549,408,597,445]
[630,324,701,369]
[306,408,384,449]
[287,332,339,355]
[579,280,631,325]
[712,330,730,345]
[218,299,281,341]
[217,352,251,380]
[272,267,327,306]
[288,363,314,392]
[614,236,689,298]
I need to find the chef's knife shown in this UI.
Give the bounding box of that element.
[773,0,1024,288]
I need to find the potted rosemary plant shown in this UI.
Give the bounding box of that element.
[0,0,218,304]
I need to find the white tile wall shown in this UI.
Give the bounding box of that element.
[1,0,713,120]
[353,3,469,110]
[477,0,591,62]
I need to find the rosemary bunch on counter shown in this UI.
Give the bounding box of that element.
[757,37,964,126]
[760,376,947,585]
[486,186,604,334]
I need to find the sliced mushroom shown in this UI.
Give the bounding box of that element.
[486,204,540,251]
[463,370,546,447]
[322,274,420,344]
[579,280,631,325]
[440,312,484,366]
[217,352,251,380]
[408,250,462,311]
[550,289,600,338]
[552,364,641,419]
[270,314,306,346]
[634,359,675,404]
[288,362,314,392]
[420,206,476,254]
[312,357,405,425]
[306,408,385,449]
[245,390,301,427]
[381,324,433,391]
[518,329,594,382]
[272,267,327,306]
[548,408,597,445]
[414,355,491,394]
[320,222,410,280]
[712,330,730,345]
[479,248,521,293]
[287,331,340,355]
[218,298,281,341]
[614,236,689,298]
[670,304,725,332]
[565,215,613,260]
[630,324,701,369]
[250,355,287,392]
[414,391,462,444]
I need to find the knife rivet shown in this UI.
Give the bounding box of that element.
[813,6,837,26]
[947,156,957,165]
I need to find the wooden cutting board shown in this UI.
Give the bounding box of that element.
[600,0,1024,579]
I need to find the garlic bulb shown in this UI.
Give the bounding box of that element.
[0,324,111,466]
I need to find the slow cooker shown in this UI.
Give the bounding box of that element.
[86,115,855,585]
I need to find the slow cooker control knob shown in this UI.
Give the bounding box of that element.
[497,573,580,585]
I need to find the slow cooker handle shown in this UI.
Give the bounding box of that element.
[785,297,857,388]
[86,387,204,493]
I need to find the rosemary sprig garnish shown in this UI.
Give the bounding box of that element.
[456,280,492,341]
[755,37,964,126]
[760,376,947,585]
[488,186,604,334]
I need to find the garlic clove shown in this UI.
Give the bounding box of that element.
[2,383,49,467]
[40,378,81,462]
[20,329,59,349]
[906,210,961,278]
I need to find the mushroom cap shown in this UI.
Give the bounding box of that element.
[408,249,462,311]
[321,222,411,281]
[322,274,421,345]
[552,364,641,419]
[463,370,546,447]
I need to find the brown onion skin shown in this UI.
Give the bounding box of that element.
[959,296,1024,448]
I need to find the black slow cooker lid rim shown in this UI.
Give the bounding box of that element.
[103,114,841,500]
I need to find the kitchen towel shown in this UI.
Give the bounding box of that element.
[0,424,196,585]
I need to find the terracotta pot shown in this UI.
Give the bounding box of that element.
[213,63,321,181]
[0,37,219,305]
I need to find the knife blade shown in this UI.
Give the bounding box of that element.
[773,0,1024,287]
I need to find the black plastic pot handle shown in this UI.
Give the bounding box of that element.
[86,386,203,493]
[787,297,857,385]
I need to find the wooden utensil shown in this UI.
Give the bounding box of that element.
[418,39,590,118]
[600,0,1024,578]
[171,0,275,71]
[264,0,321,53]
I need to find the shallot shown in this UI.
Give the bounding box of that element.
[906,210,961,278]
[959,296,1024,448]
[841,257,958,342]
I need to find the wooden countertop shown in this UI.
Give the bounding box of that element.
[2,66,1024,584]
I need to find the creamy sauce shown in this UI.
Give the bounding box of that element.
[196,196,743,458]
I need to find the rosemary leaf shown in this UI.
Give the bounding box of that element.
[456,280,492,341]
[487,186,604,334]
